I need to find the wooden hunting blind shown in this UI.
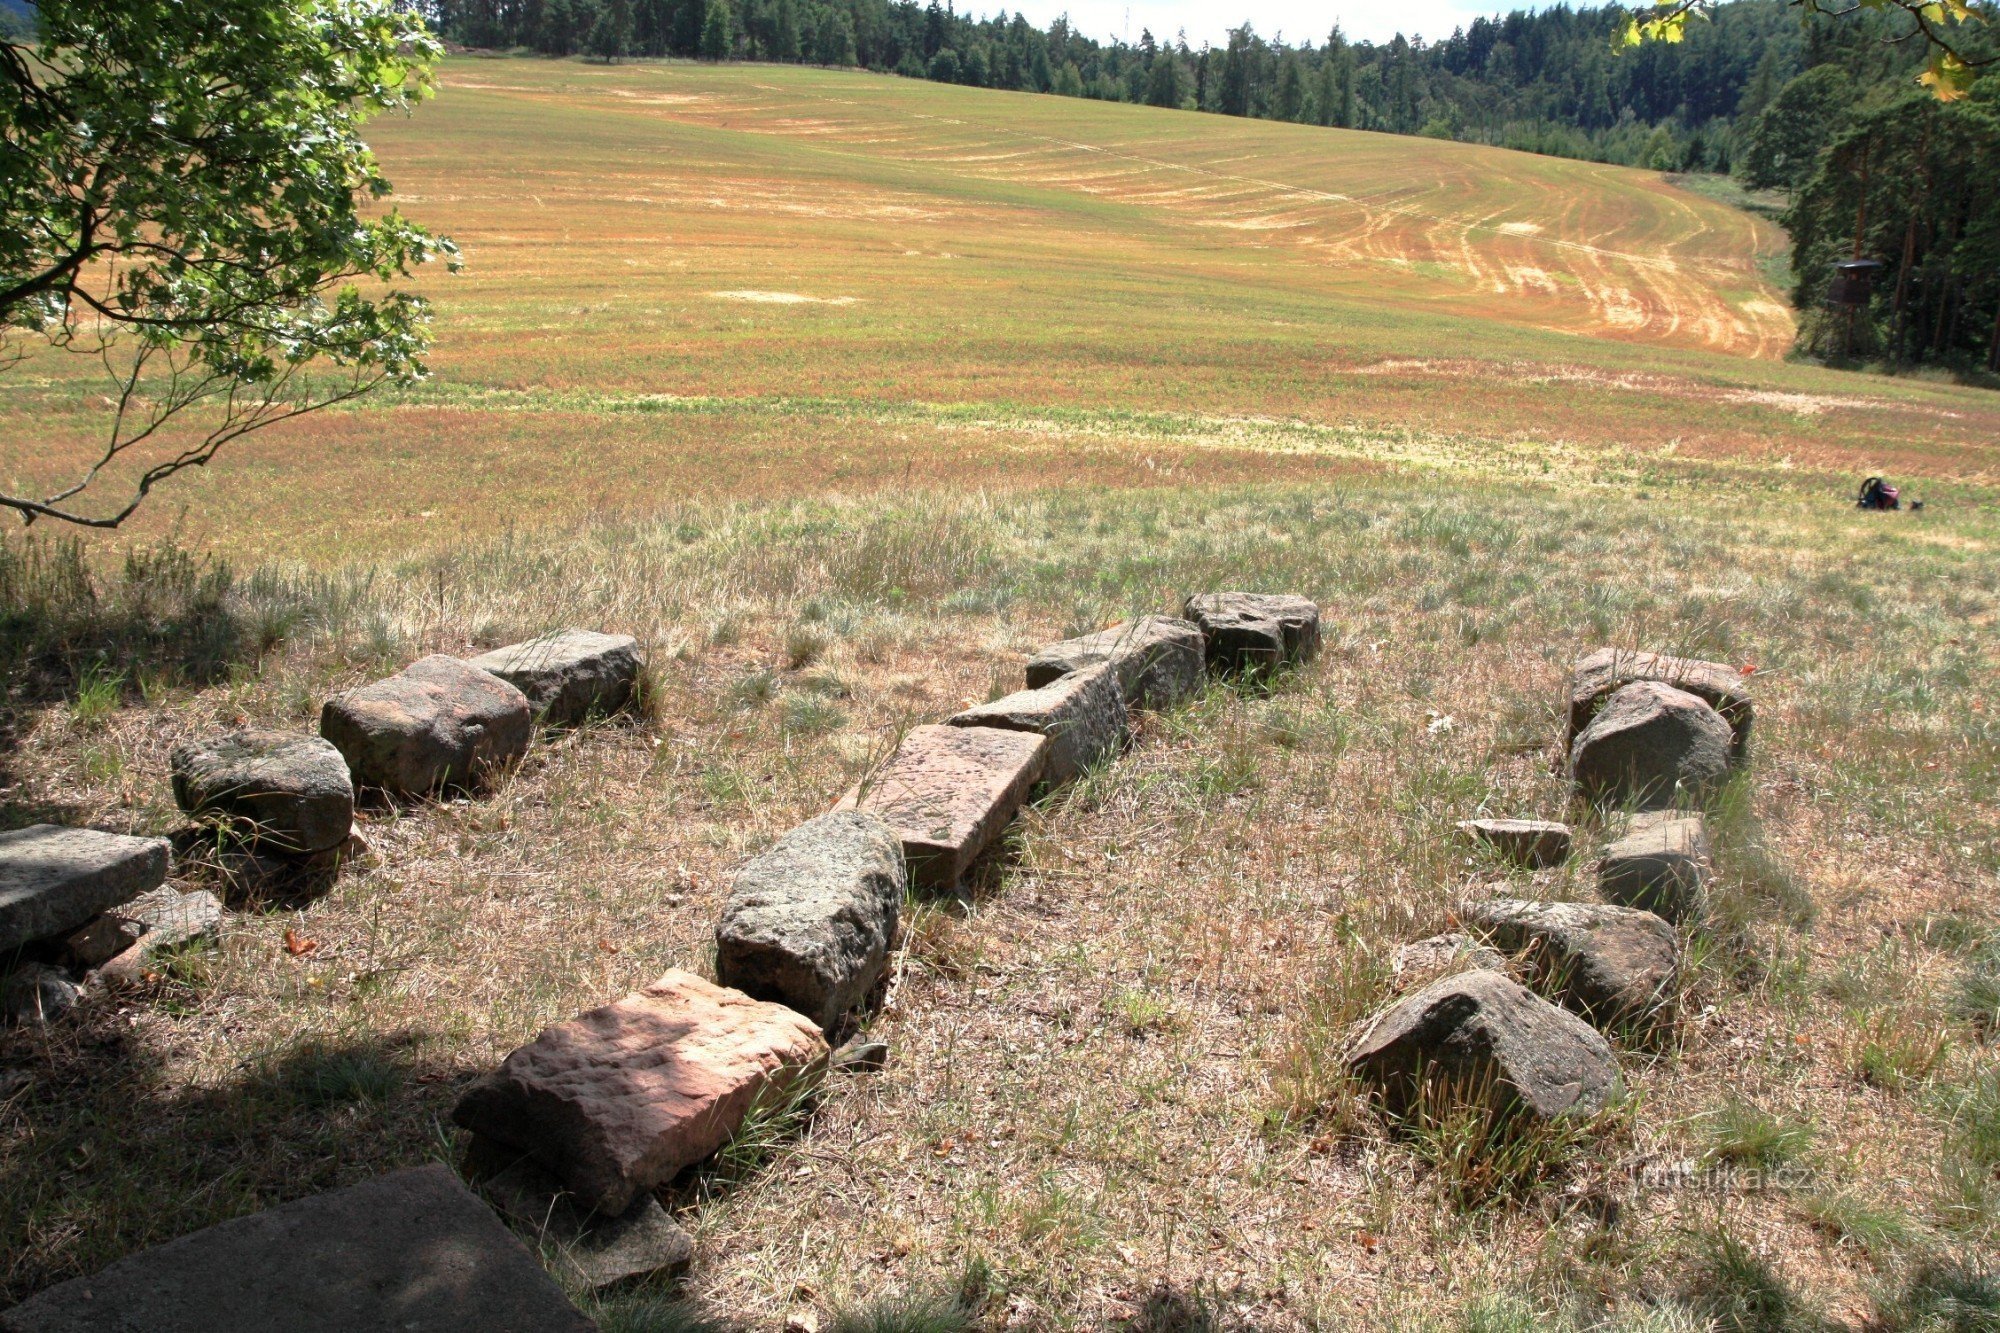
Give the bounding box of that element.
[1828,258,1885,307]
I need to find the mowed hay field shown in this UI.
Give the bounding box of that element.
[0,58,1998,1332]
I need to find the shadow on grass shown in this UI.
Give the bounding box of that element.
[0,1014,463,1304]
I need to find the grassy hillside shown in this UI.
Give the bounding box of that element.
[0,58,1996,1332]
[0,58,1995,560]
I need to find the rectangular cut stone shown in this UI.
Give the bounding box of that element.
[468,630,644,727]
[1599,813,1712,924]
[0,1165,594,1333]
[715,811,907,1030]
[1023,616,1206,711]
[1184,592,1322,672]
[1568,648,1753,758]
[453,969,828,1214]
[835,724,1046,890]
[0,824,169,953]
[948,663,1126,786]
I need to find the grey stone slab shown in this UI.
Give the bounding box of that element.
[1458,819,1573,869]
[1023,616,1206,711]
[948,663,1127,785]
[1569,647,1753,759]
[320,655,532,796]
[170,730,355,854]
[1184,592,1321,672]
[478,1155,693,1293]
[0,825,169,955]
[1599,814,1712,924]
[1570,681,1731,812]
[0,1165,595,1332]
[468,631,644,728]
[1469,899,1680,1025]
[715,811,906,1031]
[1348,969,1621,1121]
[834,724,1046,891]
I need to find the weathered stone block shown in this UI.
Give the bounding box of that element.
[1184,592,1321,672]
[1392,933,1507,991]
[1570,681,1732,811]
[1458,818,1573,869]
[1569,648,1753,759]
[948,663,1126,785]
[1599,813,1712,924]
[1469,898,1679,1025]
[453,970,828,1215]
[468,630,644,727]
[1024,616,1206,711]
[834,724,1046,890]
[91,888,225,985]
[320,655,532,796]
[0,1165,594,1332]
[715,811,906,1031]
[171,730,355,855]
[1347,969,1620,1120]
[0,824,169,954]
[477,1153,694,1293]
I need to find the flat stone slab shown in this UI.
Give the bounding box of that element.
[1569,648,1753,758]
[0,825,169,954]
[1468,898,1679,1025]
[1570,681,1732,811]
[1024,616,1206,711]
[1458,819,1572,869]
[1184,592,1321,672]
[1392,933,1507,991]
[948,663,1126,786]
[1348,969,1620,1121]
[478,1153,694,1293]
[468,630,644,727]
[715,811,906,1031]
[835,724,1046,890]
[67,885,223,970]
[0,1164,594,1332]
[1599,813,1712,924]
[170,729,355,854]
[321,655,532,796]
[2,962,79,1026]
[453,969,828,1215]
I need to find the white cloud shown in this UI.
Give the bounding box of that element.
[986,1,1521,49]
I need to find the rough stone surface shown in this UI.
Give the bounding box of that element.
[468,631,644,727]
[0,824,169,954]
[90,889,224,985]
[1599,813,1712,924]
[1469,898,1680,1025]
[170,730,355,854]
[1458,819,1573,869]
[0,1165,594,1333]
[320,655,532,796]
[1183,592,1321,672]
[1570,681,1732,811]
[2,962,79,1025]
[66,886,223,970]
[1347,969,1621,1120]
[1024,616,1206,711]
[715,811,906,1031]
[949,663,1127,786]
[834,724,1046,890]
[1392,933,1507,991]
[477,1153,694,1293]
[1569,648,1753,759]
[453,969,828,1215]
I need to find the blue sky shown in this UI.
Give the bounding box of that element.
[992,1,1529,48]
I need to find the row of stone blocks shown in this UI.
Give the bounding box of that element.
[2,596,1321,1326]
[1349,648,1747,1127]
[0,632,648,1025]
